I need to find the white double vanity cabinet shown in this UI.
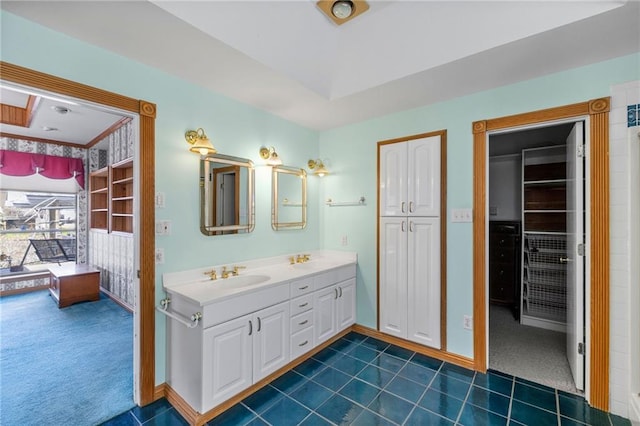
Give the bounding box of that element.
[162,251,356,415]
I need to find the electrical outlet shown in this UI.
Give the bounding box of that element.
[489,206,498,216]
[463,315,473,330]
[341,235,348,246]
[155,220,171,235]
[155,248,165,264]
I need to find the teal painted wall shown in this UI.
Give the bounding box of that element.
[1,11,322,384]
[3,9,639,379]
[319,53,640,357]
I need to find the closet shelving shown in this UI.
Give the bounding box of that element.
[521,145,567,331]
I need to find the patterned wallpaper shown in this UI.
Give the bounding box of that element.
[88,121,135,307]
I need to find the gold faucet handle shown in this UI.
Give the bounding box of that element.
[203,269,217,280]
[288,256,295,265]
[233,265,246,274]
[302,254,311,262]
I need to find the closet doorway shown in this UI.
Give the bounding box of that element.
[487,120,586,394]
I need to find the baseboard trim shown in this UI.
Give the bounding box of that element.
[99,288,133,313]
[351,324,476,370]
[153,383,167,402]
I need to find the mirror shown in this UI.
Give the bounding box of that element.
[272,165,307,230]
[200,154,255,236]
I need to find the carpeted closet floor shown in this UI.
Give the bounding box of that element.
[489,305,580,395]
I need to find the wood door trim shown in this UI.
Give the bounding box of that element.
[0,61,157,406]
[472,98,610,410]
[376,129,447,351]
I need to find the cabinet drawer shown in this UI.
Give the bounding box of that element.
[290,327,314,359]
[490,234,517,249]
[489,263,516,285]
[290,277,314,298]
[290,310,313,334]
[490,247,515,262]
[290,294,313,317]
[490,282,515,303]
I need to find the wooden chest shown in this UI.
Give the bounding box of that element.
[49,264,100,308]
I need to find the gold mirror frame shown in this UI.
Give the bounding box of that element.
[272,165,307,230]
[200,153,255,236]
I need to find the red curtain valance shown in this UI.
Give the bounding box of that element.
[0,150,85,189]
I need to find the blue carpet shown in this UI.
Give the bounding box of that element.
[0,290,134,425]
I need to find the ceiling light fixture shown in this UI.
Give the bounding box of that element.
[185,128,217,156]
[316,0,369,26]
[332,1,353,19]
[259,146,282,166]
[308,159,329,177]
[51,105,71,114]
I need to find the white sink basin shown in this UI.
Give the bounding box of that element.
[213,274,271,289]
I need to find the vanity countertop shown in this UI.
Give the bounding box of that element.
[162,250,357,306]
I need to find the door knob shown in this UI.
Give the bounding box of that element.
[559,257,572,263]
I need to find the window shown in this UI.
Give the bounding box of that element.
[0,190,77,277]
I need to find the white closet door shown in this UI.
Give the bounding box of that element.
[379,143,408,216]
[408,136,440,217]
[407,217,441,348]
[379,217,408,338]
[566,122,585,391]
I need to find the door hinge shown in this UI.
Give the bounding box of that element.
[578,342,585,355]
[577,243,585,256]
[137,270,141,279]
[577,144,585,158]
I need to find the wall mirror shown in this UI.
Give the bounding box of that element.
[272,165,307,230]
[200,154,255,236]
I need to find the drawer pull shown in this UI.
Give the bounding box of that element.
[248,320,253,336]
[298,285,309,290]
[299,340,309,347]
[299,320,308,326]
[299,302,309,308]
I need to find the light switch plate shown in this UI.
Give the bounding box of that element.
[451,208,473,223]
[155,192,165,208]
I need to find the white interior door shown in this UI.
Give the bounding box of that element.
[565,122,585,391]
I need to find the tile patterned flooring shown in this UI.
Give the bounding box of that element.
[102,332,631,426]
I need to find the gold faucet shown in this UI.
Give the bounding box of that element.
[221,266,231,279]
[203,269,217,281]
[296,254,311,263]
[221,265,246,279]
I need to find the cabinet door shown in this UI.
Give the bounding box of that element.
[253,302,290,382]
[379,143,407,216]
[314,285,337,345]
[379,217,408,338]
[337,278,356,331]
[203,314,252,410]
[407,136,440,217]
[407,217,441,349]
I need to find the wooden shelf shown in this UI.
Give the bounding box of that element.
[89,167,109,231]
[111,159,134,234]
[89,159,134,234]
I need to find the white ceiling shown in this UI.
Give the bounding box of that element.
[1,0,639,134]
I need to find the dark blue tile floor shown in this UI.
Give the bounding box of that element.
[101,332,632,426]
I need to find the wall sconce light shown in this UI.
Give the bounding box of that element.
[185,128,216,156]
[308,159,330,177]
[259,146,282,166]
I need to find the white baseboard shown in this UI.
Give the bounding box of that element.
[630,393,640,425]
